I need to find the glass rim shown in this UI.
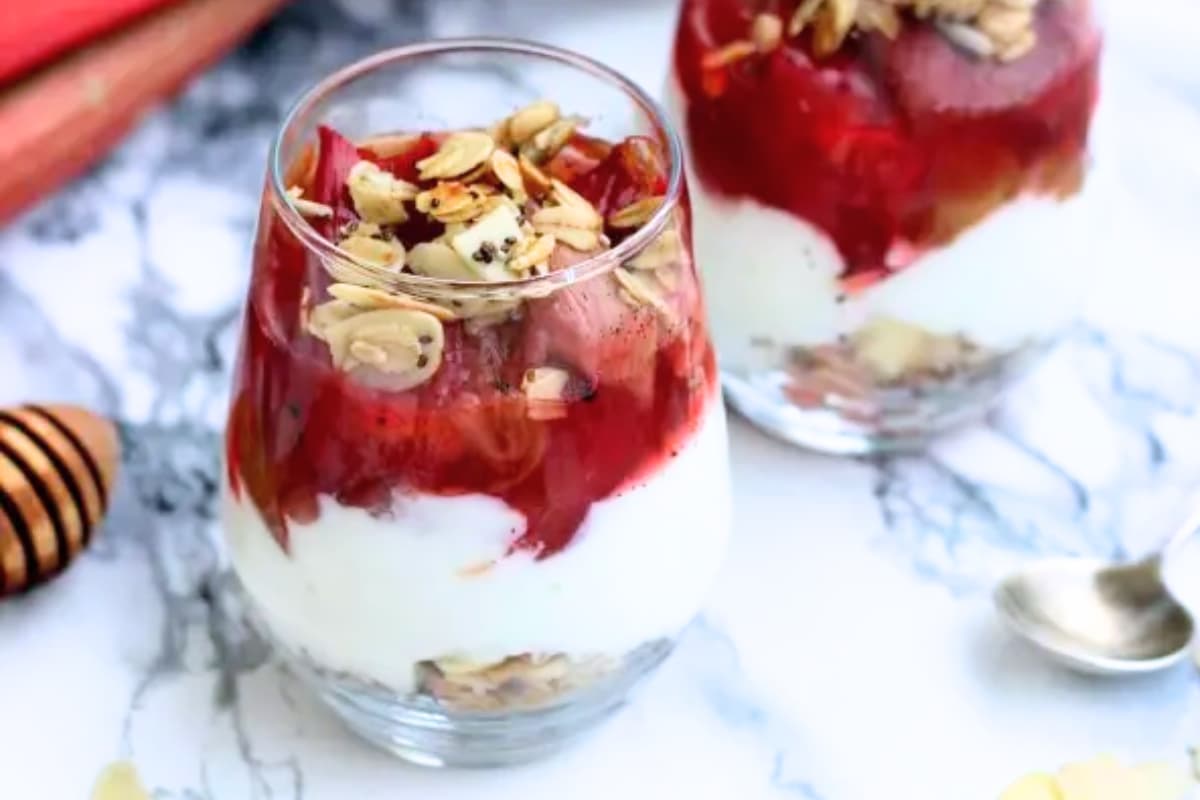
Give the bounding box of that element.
[268,37,685,298]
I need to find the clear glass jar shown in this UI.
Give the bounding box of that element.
[669,0,1103,453]
[222,40,730,767]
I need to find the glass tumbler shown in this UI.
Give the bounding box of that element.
[221,40,731,767]
[669,0,1103,453]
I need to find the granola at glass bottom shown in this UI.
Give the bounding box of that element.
[417,652,619,712]
[781,318,993,419]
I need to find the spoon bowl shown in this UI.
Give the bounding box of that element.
[994,555,1195,676]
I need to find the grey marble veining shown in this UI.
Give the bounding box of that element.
[1,1,1199,797]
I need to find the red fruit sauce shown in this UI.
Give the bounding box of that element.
[673,0,1101,281]
[226,127,716,559]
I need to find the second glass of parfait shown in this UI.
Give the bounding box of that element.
[669,0,1103,453]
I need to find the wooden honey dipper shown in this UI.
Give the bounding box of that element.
[0,405,119,596]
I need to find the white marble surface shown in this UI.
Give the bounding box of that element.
[1,0,1199,797]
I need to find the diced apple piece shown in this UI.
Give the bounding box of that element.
[449,203,523,281]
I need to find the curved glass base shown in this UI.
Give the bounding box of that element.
[722,342,1050,455]
[301,639,672,768]
[232,577,675,767]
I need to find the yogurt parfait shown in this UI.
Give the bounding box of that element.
[670,0,1102,452]
[223,41,730,767]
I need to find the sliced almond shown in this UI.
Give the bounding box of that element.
[550,179,602,223]
[490,149,527,203]
[347,160,417,225]
[654,265,680,292]
[415,181,495,223]
[508,233,556,274]
[349,339,388,367]
[532,203,601,232]
[856,0,902,37]
[328,226,405,287]
[539,226,601,252]
[613,267,672,318]
[323,308,444,390]
[459,160,492,185]
[608,195,664,229]
[532,199,603,251]
[508,100,560,145]
[417,131,495,180]
[627,229,682,271]
[307,299,360,339]
[486,117,513,151]
[812,0,859,57]
[519,117,578,164]
[327,283,457,321]
[286,186,333,219]
[408,241,477,281]
[480,194,522,218]
[518,153,553,195]
[339,230,405,269]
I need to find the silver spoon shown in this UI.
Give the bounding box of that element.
[994,507,1199,675]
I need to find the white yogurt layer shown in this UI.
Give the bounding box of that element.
[223,395,731,694]
[690,185,1097,370]
[668,84,1098,370]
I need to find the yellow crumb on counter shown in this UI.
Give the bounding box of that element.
[1001,755,1192,800]
[1000,772,1062,800]
[91,761,150,800]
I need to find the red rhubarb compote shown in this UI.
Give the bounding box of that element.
[673,0,1101,281]
[226,127,716,560]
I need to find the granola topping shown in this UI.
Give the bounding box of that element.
[717,0,1045,64]
[230,82,723,716]
[282,101,689,396]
